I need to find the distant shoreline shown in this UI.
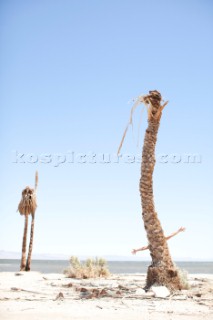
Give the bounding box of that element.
[1,259,213,274]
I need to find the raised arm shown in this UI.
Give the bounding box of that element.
[165,227,186,241]
[131,245,149,255]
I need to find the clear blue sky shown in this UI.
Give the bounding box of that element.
[0,0,212,260]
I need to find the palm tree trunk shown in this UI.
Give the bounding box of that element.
[25,212,35,271]
[140,90,183,290]
[20,214,28,271]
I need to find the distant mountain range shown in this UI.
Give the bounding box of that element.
[0,250,145,261]
[0,250,212,261]
[0,250,69,260]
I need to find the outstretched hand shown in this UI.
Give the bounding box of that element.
[131,249,137,255]
[178,226,186,233]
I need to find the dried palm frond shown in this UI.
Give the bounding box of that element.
[35,171,38,192]
[17,171,38,216]
[117,91,168,155]
[18,186,37,216]
[137,105,146,147]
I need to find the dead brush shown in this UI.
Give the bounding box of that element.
[64,256,110,279]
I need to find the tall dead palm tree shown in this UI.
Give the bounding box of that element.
[18,191,29,271]
[26,171,38,271]
[18,172,38,271]
[118,90,185,290]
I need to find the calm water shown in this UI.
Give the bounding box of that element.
[0,259,213,274]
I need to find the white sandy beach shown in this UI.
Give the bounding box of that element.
[0,272,212,320]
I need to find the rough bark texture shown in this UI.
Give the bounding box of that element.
[20,213,28,271]
[26,213,35,271]
[18,173,38,272]
[139,90,183,290]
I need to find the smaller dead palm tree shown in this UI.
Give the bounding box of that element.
[18,172,38,271]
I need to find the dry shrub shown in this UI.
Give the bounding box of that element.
[64,256,110,279]
[175,265,190,290]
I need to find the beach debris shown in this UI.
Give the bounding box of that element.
[53,275,210,302]
[50,282,57,287]
[10,287,43,295]
[126,290,155,299]
[135,288,146,295]
[77,286,123,299]
[151,286,170,298]
[79,287,89,293]
[11,287,21,292]
[68,280,168,300]
[118,284,131,291]
[54,292,64,301]
[62,282,73,288]
[0,297,10,301]
[96,305,103,309]
[21,308,35,311]
[15,272,24,276]
[172,295,188,300]
[195,293,202,297]
[189,281,197,288]
[42,276,61,281]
